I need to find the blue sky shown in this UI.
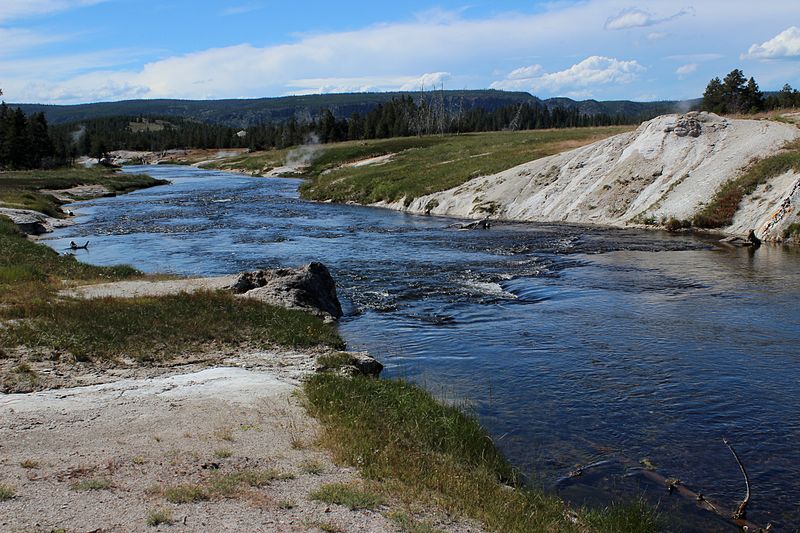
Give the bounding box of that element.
[2,0,800,104]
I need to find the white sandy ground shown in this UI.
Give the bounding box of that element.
[4,275,485,532]
[378,113,800,242]
[61,276,239,299]
[344,154,395,168]
[0,358,485,532]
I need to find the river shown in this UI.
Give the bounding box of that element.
[45,165,800,531]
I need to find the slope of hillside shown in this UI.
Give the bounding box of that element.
[384,112,800,242]
[13,91,684,127]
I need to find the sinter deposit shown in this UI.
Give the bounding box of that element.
[385,112,800,241]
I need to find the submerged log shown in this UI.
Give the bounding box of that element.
[452,218,492,230]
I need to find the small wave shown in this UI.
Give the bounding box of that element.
[461,280,518,300]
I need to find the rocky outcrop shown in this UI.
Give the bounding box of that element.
[379,113,800,242]
[230,263,343,319]
[0,208,68,235]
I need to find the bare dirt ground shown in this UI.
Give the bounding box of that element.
[60,276,238,300]
[0,358,483,532]
[2,275,484,532]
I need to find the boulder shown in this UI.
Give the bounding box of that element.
[316,352,384,377]
[230,262,343,319]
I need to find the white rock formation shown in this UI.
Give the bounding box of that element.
[381,112,800,241]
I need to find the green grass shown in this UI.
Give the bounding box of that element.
[317,351,357,371]
[387,511,443,533]
[309,482,385,510]
[0,216,141,310]
[583,498,662,533]
[214,449,233,459]
[784,222,800,240]
[694,140,800,228]
[208,469,293,498]
[70,477,112,491]
[304,374,658,532]
[164,484,209,503]
[0,484,16,501]
[203,148,291,173]
[146,508,174,527]
[1,291,344,362]
[297,128,631,205]
[0,166,167,218]
[162,469,293,503]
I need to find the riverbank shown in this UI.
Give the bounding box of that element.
[204,114,800,243]
[0,169,669,531]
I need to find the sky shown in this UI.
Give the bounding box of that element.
[1,0,800,105]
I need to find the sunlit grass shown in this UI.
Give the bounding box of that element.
[299,128,631,205]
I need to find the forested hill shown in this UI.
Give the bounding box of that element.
[14,90,687,127]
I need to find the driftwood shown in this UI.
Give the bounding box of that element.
[719,229,761,248]
[563,437,767,531]
[451,218,492,231]
[724,438,751,521]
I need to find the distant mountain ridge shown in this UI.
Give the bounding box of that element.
[12,90,694,127]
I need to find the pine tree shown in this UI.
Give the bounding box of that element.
[742,77,764,113]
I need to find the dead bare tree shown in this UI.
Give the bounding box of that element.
[508,103,524,131]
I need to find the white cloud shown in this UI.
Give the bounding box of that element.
[676,63,698,78]
[0,0,105,23]
[7,0,800,104]
[604,7,692,31]
[743,27,800,60]
[222,3,264,16]
[0,28,64,56]
[492,56,644,94]
[666,53,724,62]
[507,65,543,80]
[281,72,451,95]
[399,72,451,91]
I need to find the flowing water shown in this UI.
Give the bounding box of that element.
[46,166,800,531]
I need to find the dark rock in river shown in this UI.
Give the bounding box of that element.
[230,262,343,319]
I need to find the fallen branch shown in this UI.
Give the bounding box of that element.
[723,438,751,520]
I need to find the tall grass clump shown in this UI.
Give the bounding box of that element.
[304,373,576,532]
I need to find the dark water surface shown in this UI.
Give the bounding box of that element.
[46,166,800,530]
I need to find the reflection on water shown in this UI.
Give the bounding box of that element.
[46,166,800,530]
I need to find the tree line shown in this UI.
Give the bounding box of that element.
[0,102,58,170]
[702,69,800,114]
[52,95,647,156]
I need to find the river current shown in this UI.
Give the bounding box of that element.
[46,166,800,531]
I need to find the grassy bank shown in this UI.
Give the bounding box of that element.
[0,166,168,217]
[0,217,341,369]
[693,139,800,228]
[0,217,342,371]
[204,128,631,205]
[300,128,631,205]
[304,373,660,532]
